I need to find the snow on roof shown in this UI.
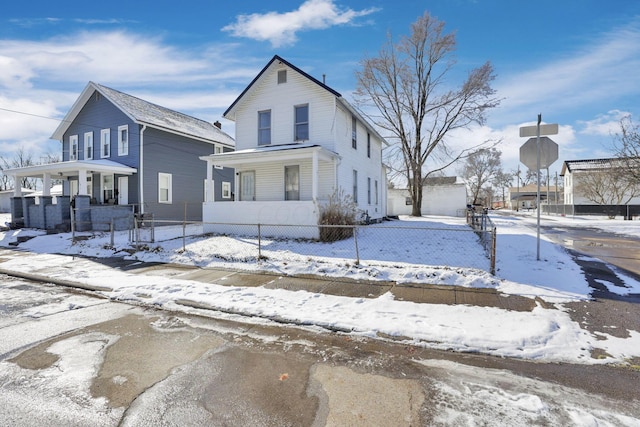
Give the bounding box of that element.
[92,83,235,147]
[561,158,629,175]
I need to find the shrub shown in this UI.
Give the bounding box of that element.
[318,189,357,242]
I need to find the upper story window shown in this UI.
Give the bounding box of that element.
[258,110,271,146]
[367,133,371,158]
[118,125,128,156]
[294,104,309,141]
[69,135,78,160]
[277,69,287,84]
[84,132,93,160]
[100,129,110,158]
[214,145,223,169]
[351,115,357,149]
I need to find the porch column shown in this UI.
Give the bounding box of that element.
[43,173,51,196]
[312,150,319,201]
[234,172,239,201]
[12,176,21,196]
[206,160,214,202]
[78,169,88,195]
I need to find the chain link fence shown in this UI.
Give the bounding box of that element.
[119,216,496,273]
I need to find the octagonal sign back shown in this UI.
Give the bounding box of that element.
[519,137,559,170]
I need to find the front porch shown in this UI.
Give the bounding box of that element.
[5,159,137,232]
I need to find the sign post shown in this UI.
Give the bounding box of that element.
[519,115,559,260]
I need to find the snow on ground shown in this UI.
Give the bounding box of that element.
[1,211,640,364]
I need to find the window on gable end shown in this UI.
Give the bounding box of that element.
[294,104,309,141]
[367,133,371,158]
[84,132,93,160]
[277,69,287,84]
[69,135,78,161]
[100,129,110,158]
[258,110,271,145]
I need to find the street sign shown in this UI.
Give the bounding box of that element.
[519,136,559,170]
[519,123,558,138]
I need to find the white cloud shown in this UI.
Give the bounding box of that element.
[222,0,380,47]
[493,18,640,126]
[577,110,630,136]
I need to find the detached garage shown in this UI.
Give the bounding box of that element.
[387,177,468,217]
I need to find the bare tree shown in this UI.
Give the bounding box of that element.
[492,170,513,208]
[354,12,501,216]
[612,115,640,183]
[575,166,640,218]
[0,147,38,190]
[460,148,502,205]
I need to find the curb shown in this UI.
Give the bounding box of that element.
[0,267,113,293]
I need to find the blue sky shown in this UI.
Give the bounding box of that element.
[1,0,639,179]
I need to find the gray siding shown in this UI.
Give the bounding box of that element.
[143,128,232,221]
[63,90,139,168]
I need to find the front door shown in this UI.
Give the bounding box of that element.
[240,171,255,201]
[118,176,128,205]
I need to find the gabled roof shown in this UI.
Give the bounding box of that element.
[560,157,629,176]
[51,82,235,147]
[223,55,387,145]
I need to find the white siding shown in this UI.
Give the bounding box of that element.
[234,65,337,151]
[235,159,335,202]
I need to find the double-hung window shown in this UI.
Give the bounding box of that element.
[118,125,128,156]
[367,177,371,204]
[100,129,110,158]
[294,104,309,141]
[84,132,93,160]
[258,110,271,145]
[222,182,231,199]
[69,135,78,160]
[353,170,358,203]
[351,116,357,149]
[214,145,223,169]
[367,133,371,158]
[158,173,172,204]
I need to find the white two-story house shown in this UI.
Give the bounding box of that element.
[201,55,388,238]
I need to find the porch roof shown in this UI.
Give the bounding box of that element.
[4,159,137,178]
[199,143,339,168]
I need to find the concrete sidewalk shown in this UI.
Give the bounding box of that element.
[47,255,540,313]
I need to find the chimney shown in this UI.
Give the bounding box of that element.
[213,120,221,129]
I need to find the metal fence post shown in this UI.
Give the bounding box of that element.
[490,227,497,275]
[110,219,114,247]
[353,225,360,265]
[257,223,262,260]
[70,205,76,244]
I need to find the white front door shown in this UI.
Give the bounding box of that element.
[240,171,255,201]
[118,176,129,205]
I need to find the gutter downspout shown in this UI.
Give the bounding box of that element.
[139,125,147,214]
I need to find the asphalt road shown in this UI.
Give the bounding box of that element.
[1,274,639,426]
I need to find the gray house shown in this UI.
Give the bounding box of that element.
[6,82,235,231]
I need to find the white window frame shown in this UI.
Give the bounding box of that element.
[367,177,371,205]
[351,115,357,149]
[100,128,111,158]
[222,181,231,199]
[84,132,93,160]
[353,169,358,203]
[214,145,223,169]
[284,165,300,201]
[294,104,309,141]
[277,69,287,84]
[69,135,78,161]
[158,173,172,204]
[118,125,129,156]
[258,110,271,146]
